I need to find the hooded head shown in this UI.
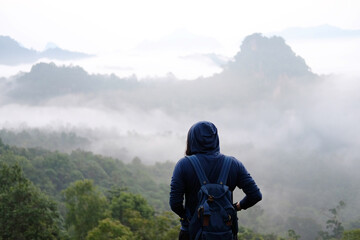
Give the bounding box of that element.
[186,121,220,155]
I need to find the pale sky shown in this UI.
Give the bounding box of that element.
[1,0,360,78]
[1,0,360,53]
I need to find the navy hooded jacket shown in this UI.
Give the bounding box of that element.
[169,121,262,231]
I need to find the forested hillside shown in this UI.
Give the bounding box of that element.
[0,138,181,239]
[1,137,360,240]
[0,137,171,211]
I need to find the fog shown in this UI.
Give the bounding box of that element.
[1,33,360,237]
[286,38,360,76]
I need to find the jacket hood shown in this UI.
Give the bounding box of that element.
[187,121,220,154]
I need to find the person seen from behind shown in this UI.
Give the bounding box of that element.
[169,121,262,240]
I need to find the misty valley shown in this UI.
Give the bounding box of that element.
[1,33,360,239]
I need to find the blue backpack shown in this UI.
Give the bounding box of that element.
[186,155,238,240]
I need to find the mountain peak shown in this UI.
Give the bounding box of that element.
[0,35,92,66]
[224,33,313,79]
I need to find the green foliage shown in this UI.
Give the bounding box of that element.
[0,129,90,153]
[152,211,180,240]
[86,218,135,240]
[342,229,360,240]
[238,226,275,240]
[318,201,346,240]
[0,140,171,212]
[237,227,302,240]
[62,179,108,240]
[0,146,179,240]
[125,157,171,211]
[287,229,301,240]
[110,191,154,222]
[109,190,179,240]
[0,163,61,239]
[110,190,155,240]
[2,138,359,239]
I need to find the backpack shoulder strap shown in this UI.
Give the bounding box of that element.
[217,156,232,185]
[186,155,209,185]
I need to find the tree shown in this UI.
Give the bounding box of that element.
[153,211,180,240]
[0,163,61,239]
[287,229,300,240]
[110,191,155,240]
[237,226,267,240]
[318,201,346,240]
[110,191,154,224]
[86,218,135,240]
[62,179,108,240]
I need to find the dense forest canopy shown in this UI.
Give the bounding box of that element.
[1,138,360,239]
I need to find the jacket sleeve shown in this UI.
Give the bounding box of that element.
[235,161,262,210]
[169,159,186,218]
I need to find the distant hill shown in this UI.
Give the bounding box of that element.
[0,35,93,65]
[3,33,317,107]
[0,36,38,65]
[6,62,138,103]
